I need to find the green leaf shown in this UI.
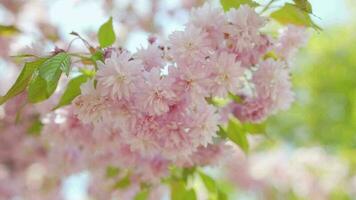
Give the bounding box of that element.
[185,189,197,200]
[106,166,120,178]
[98,17,116,48]
[220,0,259,12]
[91,49,105,63]
[171,181,197,200]
[113,174,131,189]
[28,72,49,103]
[293,0,313,13]
[0,58,47,105]
[199,172,217,193]
[40,52,71,77]
[134,190,149,200]
[218,190,228,200]
[228,92,242,103]
[0,24,20,36]
[28,53,71,103]
[227,118,249,152]
[54,75,88,109]
[242,123,266,134]
[27,118,43,136]
[270,3,321,30]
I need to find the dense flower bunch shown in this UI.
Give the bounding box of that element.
[0,2,310,200]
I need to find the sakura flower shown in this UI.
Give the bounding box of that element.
[275,25,309,60]
[96,51,144,100]
[208,52,245,98]
[124,114,162,157]
[137,68,177,116]
[186,103,220,148]
[232,99,271,123]
[233,59,294,123]
[170,65,210,102]
[189,3,225,48]
[169,26,212,64]
[224,5,267,66]
[253,59,294,111]
[226,5,266,34]
[134,44,164,71]
[73,80,111,124]
[180,142,232,167]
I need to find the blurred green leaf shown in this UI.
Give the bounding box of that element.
[227,118,249,152]
[220,0,259,12]
[134,189,149,200]
[199,172,216,194]
[113,174,131,189]
[171,181,197,200]
[91,49,105,63]
[199,171,228,200]
[98,17,116,48]
[293,0,313,13]
[270,3,321,30]
[106,166,120,178]
[27,118,43,136]
[0,58,47,105]
[0,24,20,36]
[54,75,88,109]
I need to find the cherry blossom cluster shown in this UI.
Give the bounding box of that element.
[72,4,305,162]
[59,3,306,188]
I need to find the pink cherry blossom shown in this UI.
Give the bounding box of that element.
[96,51,144,100]
[169,25,212,65]
[189,3,225,48]
[73,80,111,124]
[275,25,309,60]
[137,68,177,116]
[134,44,164,71]
[208,52,246,98]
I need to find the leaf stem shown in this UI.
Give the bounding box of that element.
[260,0,278,14]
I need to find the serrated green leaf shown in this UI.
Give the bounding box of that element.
[0,58,47,105]
[40,52,71,77]
[270,3,321,30]
[28,72,49,103]
[28,53,71,103]
[220,0,259,12]
[227,118,249,152]
[98,17,116,48]
[54,75,88,109]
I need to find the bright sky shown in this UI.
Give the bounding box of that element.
[44,0,351,52]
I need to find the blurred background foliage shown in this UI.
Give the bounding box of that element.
[267,24,356,150]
